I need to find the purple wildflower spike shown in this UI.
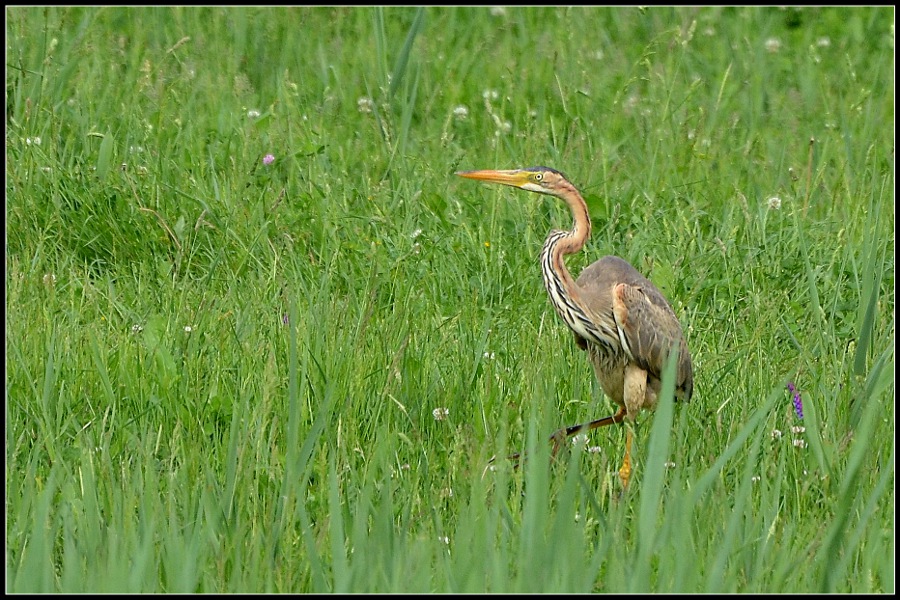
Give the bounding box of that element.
[786,382,803,419]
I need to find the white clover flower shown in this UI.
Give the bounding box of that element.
[357,97,374,113]
[483,351,495,360]
[184,325,193,333]
[42,273,56,286]
[432,407,449,421]
[571,433,589,447]
[767,196,782,210]
[792,439,807,448]
[764,38,782,53]
[247,109,261,118]
[489,6,507,17]
[790,425,806,434]
[482,89,499,101]
[771,429,783,440]
[587,446,602,454]
[751,475,761,483]
[664,461,676,469]
[411,228,423,239]
[815,37,831,48]
[452,105,469,120]
[131,324,144,334]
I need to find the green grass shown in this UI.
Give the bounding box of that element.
[6,6,894,593]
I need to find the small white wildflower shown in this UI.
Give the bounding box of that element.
[771,429,783,440]
[42,273,56,287]
[482,89,499,101]
[247,109,261,118]
[452,105,469,120]
[129,145,144,154]
[183,325,193,333]
[790,425,806,434]
[432,407,450,421]
[40,166,52,173]
[764,38,782,53]
[357,97,374,113]
[664,461,676,469]
[767,196,782,210]
[400,463,411,471]
[498,121,512,134]
[131,324,144,334]
[792,438,807,448]
[751,475,761,483]
[411,228,423,239]
[489,6,507,17]
[571,433,589,447]
[483,351,495,360]
[815,37,831,48]
[438,535,450,545]
[587,446,602,454]
[412,242,421,255]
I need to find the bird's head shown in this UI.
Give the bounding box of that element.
[455,167,572,197]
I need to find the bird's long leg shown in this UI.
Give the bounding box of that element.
[489,407,627,469]
[549,406,628,458]
[618,364,647,490]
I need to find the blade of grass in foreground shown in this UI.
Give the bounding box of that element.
[388,7,425,101]
[818,354,892,592]
[631,350,678,592]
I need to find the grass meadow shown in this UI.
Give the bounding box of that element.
[5,6,895,593]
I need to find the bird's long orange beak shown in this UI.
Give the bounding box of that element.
[455,169,529,188]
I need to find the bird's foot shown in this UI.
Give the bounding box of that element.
[618,456,632,490]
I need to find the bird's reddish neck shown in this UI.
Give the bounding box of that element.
[539,180,597,340]
[556,181,592,254]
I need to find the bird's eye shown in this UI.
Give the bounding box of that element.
[534,173,543,181]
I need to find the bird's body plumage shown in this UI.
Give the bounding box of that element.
[456,166,693,488]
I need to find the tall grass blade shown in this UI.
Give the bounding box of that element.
[632,350,678,591]
[817,375,884,592]
[793,209,825,339]
[853,182,884,377]
[388,7,425,101]
[95,131,114,180]
[328,455,350,593]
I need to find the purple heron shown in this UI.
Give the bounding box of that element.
[456,167,693,489]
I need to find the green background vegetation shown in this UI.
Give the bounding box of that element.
[6,6,894,592]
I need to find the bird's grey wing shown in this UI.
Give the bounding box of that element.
[611,282,693,401]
